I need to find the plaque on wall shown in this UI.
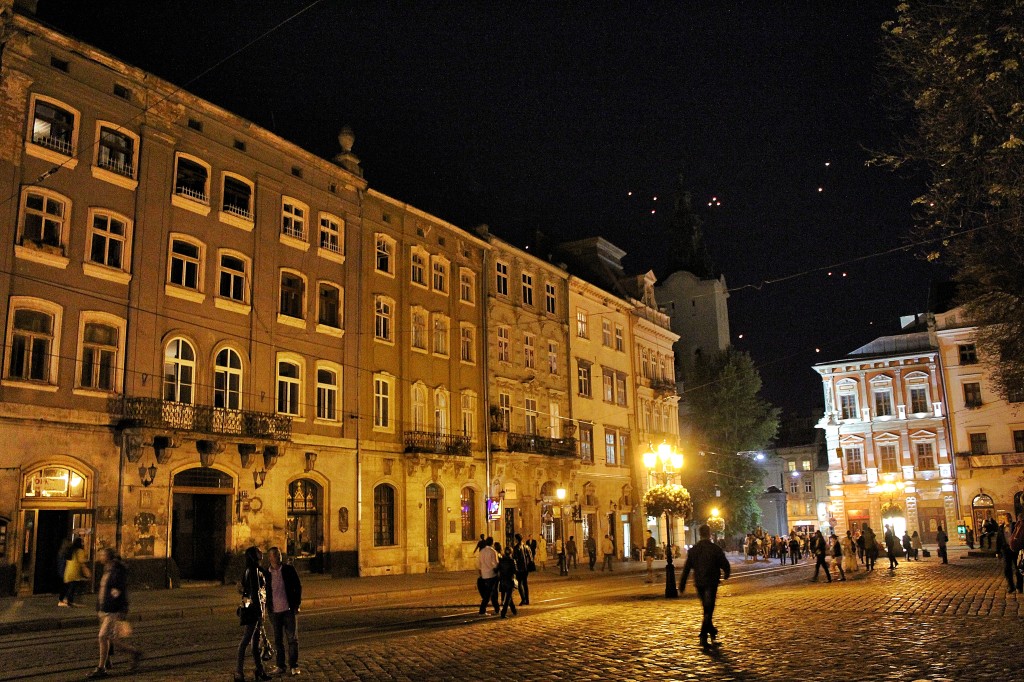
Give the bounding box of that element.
[96,506,118,524]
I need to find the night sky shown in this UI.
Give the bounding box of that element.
[32,1,941,414]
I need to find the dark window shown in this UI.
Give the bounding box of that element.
[233,139,246,151]
[964,382,983,408]
[9,309,53,382]
[169,240,200,289]
[373,484,395,546]
[113,84,131,100]
[969,433,988,455]
[22,191,65,247]
[80,323,117,391]
[291,166,303,178]
[187,118,203,132]
[219,254,247,302]
[175,157,208,201]
[1014,430,1024,454]
[222,177,252,219]
[280,273,304,318]
[578,423,594,463]
[844,448,864,475]
[318,284,340,328]
[97,127,135,177]
[958,343,978,365]
[50,56,69,72]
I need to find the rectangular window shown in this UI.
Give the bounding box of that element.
[373,485,395,546]
[80,322,118,391]
[603,369,614,403]
[318,284,341,328]
[460,270,475,303]
[498,392,511,432]
[374,297,392,341]
[88,211,126,269]
[460,325,475,363]
[915,442,936,470]
[169,239,201,290]
[803,478,813,494]
[523,333,535,369]
[279,273,304,318]
[495,262,509,296]
[618,432,629,465]
[958,343,978,365]
[910,386,929,414]
[549,402,561,438]
[801,459,811,471]
[521,273,533,306]
[411,309,427,350]
[431,258,448,293]
[968,433,988,456]
[576,310,589,338]
[219,254,247,302]
[21,189,66,248]
[97,126,135,177]
[873,389,893,417]
[963,382,982,408]
[614,325,624,352]
[461,393,476,438]
[497,326,510,363]
[319,214,342,254]
[787,461,797,472]
[316,368,338,421]
[578,423,594,463]
[174,157,208,202]
[789,478,799,494]
[374,376,391,429]
[545,282,556,314]
[641,350,650,379]
[548,342,558,374]
[277,361,301,416]
[375,235,393,274]
[839,393,857,420]
[602,320,612,347]
[281,200,306,239]
[578,361,592,397]
[222,176,252,220]
[844,447,864,475]
[1014,429,1024,454]
[432,315,449,356]
[879,444,899,473]
[1009,387,1024,404]
[31,99,75,154]
[524,398,538,435]
[605,429,618,465]
[615,372,627,406]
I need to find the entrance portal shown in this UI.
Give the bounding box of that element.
[32,510,70,595]
[426,483,442,564]
[171,468,232,580]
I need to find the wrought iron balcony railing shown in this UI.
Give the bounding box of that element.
[650,378,678,396]
[403,430,472,456]
[113,396,291,441]
[507,432,577,458]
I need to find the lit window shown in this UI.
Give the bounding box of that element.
[460,487,476,541]
[277,360,302,416]
[163,338,195,404]
[576,309,589,338]
[28,96,78,159]
[605,429,619,465]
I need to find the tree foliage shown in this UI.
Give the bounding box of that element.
[875,0,1024,400]
[642,484,693,519]
[680,348,779,534]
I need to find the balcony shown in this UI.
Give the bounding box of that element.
[403,430,471,456]
[650,378,678,397]
[113,396,291,441]
[506,432,577,458]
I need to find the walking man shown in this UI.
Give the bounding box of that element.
[513,534,531,605]
[477,536,500,615]
[810,530,832,583]
[566,536,578,569]
[829,533,846,581]
[645,530,658,583]
[585,535,597,571]
[680,524,731,648]
[266,547,302,677]
[995,517,1023,593]
[600,534,615,571]
[936,524,949,564]
[86,549,142,679]
[884,524,899,569]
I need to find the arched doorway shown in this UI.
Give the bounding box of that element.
[286,479,324,572]
[425,483,442,564]
[971,493,995,542]
[172,467,232,580]
[20,464,91,595]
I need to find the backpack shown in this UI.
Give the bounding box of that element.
[1010,519,1024,554]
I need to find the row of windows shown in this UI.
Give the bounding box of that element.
[373,483,482,546]
[371,374,477,436]
[836,375,934,421]
[574,361,628,405]
[576,423,630,466]
[494,326,559,373]
[576,309,624,349]
[373,299,476,361]
[637,398,675,435]
[638,346,672,383]
[493,392,565,439]
[842,442,936,476]
[493,261,558,314]
[375,235,476,303]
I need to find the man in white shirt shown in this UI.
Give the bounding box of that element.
[265,547,302,676]
[477,536,499,615]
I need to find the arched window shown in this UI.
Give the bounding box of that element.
[23,465,88,499]
[460,487,476,541]
[214,348,242,410]
[373,484,396,546]
[411,383,427,431]
[287,479,323,558]
[164,338,195,403]
[434,389,448,434]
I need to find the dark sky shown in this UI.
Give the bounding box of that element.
[33,1,940,413]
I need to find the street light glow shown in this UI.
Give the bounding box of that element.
[556,487,566,501]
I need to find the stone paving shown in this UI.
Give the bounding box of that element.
[116,554,1022,682]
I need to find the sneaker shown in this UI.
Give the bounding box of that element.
[57,601,69,607]
[86,669,109,680]
[289,669,302,677]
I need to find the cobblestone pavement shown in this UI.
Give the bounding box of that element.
[5,556,1021,681]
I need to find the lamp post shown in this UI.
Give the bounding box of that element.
[556,487,568,576]
[643,441,684,598]
[871,475,906,535]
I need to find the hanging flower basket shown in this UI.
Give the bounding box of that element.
[643,484,693,518]
[707,516,725,534]
[881,501,904,518]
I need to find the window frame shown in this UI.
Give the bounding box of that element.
[459,268,476,305]
[521,272,534,306]
[276,354,305,418]
[4,297,63,389]
[171,153,211,215]
[317,212,345,263]
[544,282,556,315]
[163,336,196,404]
[915,441,936,470]
[523,332,535,369]
[375,233,396,276]
[497,325,511,363]
[277,269,307,326]
[576,309,589,338]
[432,313,450,357]
[216,249,251,310]
[83,207,132,283]
[495,261,509,297]
[213,346,243,411]
[373,483,396,546]
[410,246,428,288]
[75,312,125,395]
[431,255,449,295]
[314,361,341,423]
[410,306,428,351]
[165,233,206,302]
[374,296,395,344]
[577,360,592,398]
[578,422,594,462]
[461,391,477,440]
[373,373,395,432]
[92,120,139,189]
[843,447,864,476]
[958,343,978,365]
[219,172,255,229]
[26,93,80,166]
[460,323,476,364]
[315,281,344,335]
[16,186,71,268]
[963,381,983,408]
[280,196,310,249]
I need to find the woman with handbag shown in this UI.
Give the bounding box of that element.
[235,547,271,682]
[59,536,90,607]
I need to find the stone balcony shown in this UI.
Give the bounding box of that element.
[112,396,291,442]
[403,430,472,456]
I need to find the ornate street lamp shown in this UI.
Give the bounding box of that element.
[642,441,690,598]
[556,487,569,576]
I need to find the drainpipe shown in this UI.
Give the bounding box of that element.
[481,248,493,535]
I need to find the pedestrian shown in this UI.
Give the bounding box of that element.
[477,536,500,615]
[84,548,142,679]
[841,530,858,574]
[645,530,658,582]
[778,537,788,565]
[235,546,271,682]
[965,526,975,550]
[680,524,731,648]
[59,535,90,608]
[936,524,949,564]
[527,535,538,562]
[983,513,998,550]
[901,531,912,561]
[995,518,1023,593]
[472,533,486,554]
[911,530,923,560]
[513,534,532,605]
[600,534,615,571]
[555,535,567,575]
[830,533,846,581]
[788,536,800,565]
[585,535,597,571]
[265,547,302,676]
[566,535,578,568]
[861,524,878,571]
[497,546,518,618]
[810,530,831,583]
[884,524,899,569]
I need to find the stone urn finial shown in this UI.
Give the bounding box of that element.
[339,125,355,154]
